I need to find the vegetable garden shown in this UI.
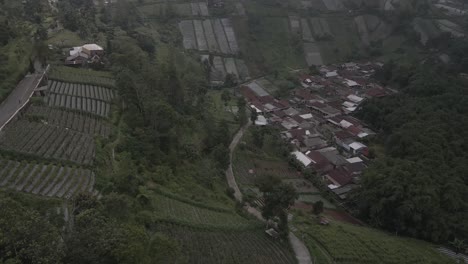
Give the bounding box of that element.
[155,223,297,264]
[292,215,455,264]
[44,80,115,117]
[0,120,95,165]
[49,66,115,88]
[26,105,112,137]
[152,194,257,230]
[0,158,94,199]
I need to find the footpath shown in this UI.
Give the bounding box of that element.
[225,119,313,264]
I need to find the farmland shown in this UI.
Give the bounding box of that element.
[43,80,115,117]
[155,223,297,264]
[0,158,94,199]
[152,193,257,230]
[25,105,112,137]
[137,2,209,18]
[49,66,116,88]
[292,214,454,264]
[0,120,95,165]
[179,18,239,55]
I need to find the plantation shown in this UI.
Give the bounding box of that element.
[137,2,209,18]
[48,66,116,88]
[152,193,257,230]
[155,223,297,264]
[0,158,94,199]
[0,120,95,165]
[26,105,112,137]
[44,80,115,117]
[292,214,454,264]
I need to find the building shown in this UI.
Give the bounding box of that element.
[65,43,104,66]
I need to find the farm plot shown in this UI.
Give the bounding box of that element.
[304,42,323,66]
[193,20,208,51]
[355,15,391,46]
[436,19,465,37]
[301,18,315,42]
[0,158,94,199]
[156,223,297,264]
[26,105,112,137]
[221,18,240,54]
[289,16,301,34]
[292,215,454,264]
[233,153,301,186]
[213,19,231,54]
[310,17,333,39]
[202,20,220,53]
[179,20,198,50]
[0,120,95,165]
[152,194,255,230]
[204,56,250,85]
[49,66,115,88]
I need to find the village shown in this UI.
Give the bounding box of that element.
[240,61,392,201]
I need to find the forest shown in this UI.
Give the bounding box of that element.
[353,47,468,243]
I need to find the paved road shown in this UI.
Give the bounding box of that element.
[0,73,43,131]
[225,117,313,264]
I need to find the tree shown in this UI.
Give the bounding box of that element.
[237,97,247,126]
[450,238,466,255]
[312,201,324,216]
[0,198,64,263]
[221,90,231,107]
[261,182,298,221]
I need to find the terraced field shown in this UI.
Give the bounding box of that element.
[0,120,95,165]
[156,223,297,264]
[44,80,115,117]
[152,194,255,230]
[49,66,115,88]
[0,158,94,199]
[293,215,454,264]
[26,105,112,137]
[138,2,209,18]
[179,18,239,55]
[202,55,250,84]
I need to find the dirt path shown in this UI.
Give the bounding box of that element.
[225,118,313,264]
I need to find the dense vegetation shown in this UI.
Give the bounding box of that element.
[354,55,468,243]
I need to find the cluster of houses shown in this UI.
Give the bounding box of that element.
[240,62,391,200]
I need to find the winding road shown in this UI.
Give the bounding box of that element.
[225,118,313,264]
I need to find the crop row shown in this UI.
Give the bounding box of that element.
[295,218,454,264]
[45,93,111,117]
[0,120,95,165]
[26,105,112,137]
[205,55,250,84]
[152,194,254,230]
[0,159,95,199]
[48,80,116,102]
[49,66,115,87]
[155,223,296,264]
[179,18,239,54]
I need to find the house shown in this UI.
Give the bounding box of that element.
[349,142,368,155]
[306,150,333,173]
[346,94,364,104]
[308,102,341,118]
[317,147,348,166]
[65,43,104,66]
[303,137,328,150]
[255,115,268,126]
[325,167,353,189]
[332,184,357,199]
[292,151,312,167]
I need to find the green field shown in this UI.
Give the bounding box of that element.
[292,214,454,264]
[49,66,116,87]
[155,223,297,264]
[152,193,258,230]
[47,30,84,48]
